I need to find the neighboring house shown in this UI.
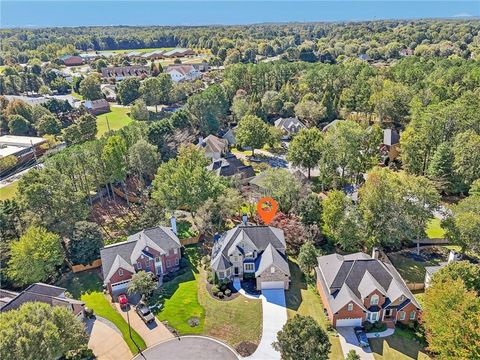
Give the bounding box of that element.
[101,66,150,80]
[50,68,73,83]
[274,117,306,139]
[196,135,228,160]
[60,55,84,66]
[207,153,255,183]
[101,84,117,101]
[315,249,421,328]
[84,99,110,115]
[380,128,400,164]
[100,223,182,295]
[322,119,343,132]
[0,283,85,318]
[166,65,202,82]
[125,51,142,58]
[424,250,460,288]
[162,48,196,58]
[222,126,236,146]
[142,50,166,60]
[0,135,47,172]
[79,52,100,63]
[211,223,290,290]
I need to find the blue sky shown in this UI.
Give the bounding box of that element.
[1,1,479,28]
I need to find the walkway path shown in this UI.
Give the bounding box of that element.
[366,328,395,338]
[337,327,374,360]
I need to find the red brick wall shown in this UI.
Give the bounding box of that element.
[134,248,161,273]
[363,289,386,308]
[107,267,134,292]
[396,302,419,324]
[316,277,334,322]
[333,302,366,327]
[163,248,181,272]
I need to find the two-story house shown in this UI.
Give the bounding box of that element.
[315,249,421,328]
[166,65,202,82]
[211,224,290,290]
[100,223,182,296]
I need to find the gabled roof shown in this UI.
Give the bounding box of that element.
[196,134,228,155]
[383,129,400,146]
[166,65,197,76]
[330,284,366,313]
[255,243,290,276]
[207,153,255,179]
[100,226,181,283]
[211,225,286,272]
[316,252,421,314]
[274,117,305,133]
[322,119,343,132]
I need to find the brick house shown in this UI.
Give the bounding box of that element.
[84,99,110,115]
[100,224,182,295]
[211,223,290,290]
[60,55,84,66]
[315,249,421,328]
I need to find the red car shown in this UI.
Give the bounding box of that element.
[118,293,128,309]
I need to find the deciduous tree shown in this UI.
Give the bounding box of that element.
[287,128,323,178]
[67,221,103,266]
[235,115,271,156]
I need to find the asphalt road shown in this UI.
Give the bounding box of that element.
[133,336,239,360]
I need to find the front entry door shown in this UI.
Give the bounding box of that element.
[234,267,239,275]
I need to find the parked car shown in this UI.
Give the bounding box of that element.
[135,303,155,324]
[354,327,369,347]
[118,293,128,309]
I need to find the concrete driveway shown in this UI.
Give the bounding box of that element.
[337,327,374,360]
[88,319,132,360]
[132,336,239,360]
[247,289,287,360]
[114,302,174,347]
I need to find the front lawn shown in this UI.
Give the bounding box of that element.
[370,332,430,360]
[57,271,146,354]
[285,260,344,360]
[96,107,133,138]
[0,181,19,201]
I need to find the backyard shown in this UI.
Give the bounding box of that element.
[285,260,344,360]
[369,326,431,360]
[154,245,262,352]
[425,218,446,239]
[56,270,146,354]
[0,181,18,201]
[96,107,133,138]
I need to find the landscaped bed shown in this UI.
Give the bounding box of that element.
[57,271,146,354]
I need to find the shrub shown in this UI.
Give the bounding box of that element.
[200,255,211,268]
[207,272,216,284]
[220,284,227,292]
[211,285,219,295]
[84,307,94,318]
[188,316,200,327]
[225,289,231,297]
[217,291,224,299]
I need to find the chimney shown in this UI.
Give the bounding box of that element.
[372,247,380,260]
[170,216,177,235]
[448,250,457,263]
[242,213,248,225]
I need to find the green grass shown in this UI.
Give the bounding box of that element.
[99,47,174,54]
[57,271,146,354]
[198,268,262,348]
[96,107,133,138]
[0,181,19,201]
[71,92,83,100]
[425,218,446,239]
[388,250,446,284]
[286,259,344,360]
[176,220,198,240]
[370,333,430,360]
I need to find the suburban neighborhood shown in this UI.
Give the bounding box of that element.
[1,3,480,360]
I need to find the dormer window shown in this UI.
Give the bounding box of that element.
[136,263,142,270]
[348,303,353,311]
[399,295,405,301]
[146,246,149,251]
[118,269,124,276]
[270,267,275,274]
[371,294,379,305]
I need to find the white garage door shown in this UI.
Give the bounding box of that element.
[336,318,363,327]
[261,281,284,290]
[111,280,130,292]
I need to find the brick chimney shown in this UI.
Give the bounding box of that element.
[170,216,177,235]
[372,247,380,260]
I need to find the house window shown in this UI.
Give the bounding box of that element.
[399,311,406,320]
[174,248,178,255]
[155,257,160,262]
[244,263,254,272]
[175,258,179,265]
[166,259,171,267]
[226,268,231,277]
[218,271,224,279]
[136,263,142,270]
[371,294,379,305]
[347,303,353,311]
[371,312,379,321]
[118,269,124,276]
[145,246,149,251]
[234,256,238,262]
[270,267,276,274]
[399,295,405,301]
[409,311,415,320]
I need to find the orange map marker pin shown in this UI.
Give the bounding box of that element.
[257,197,278,225]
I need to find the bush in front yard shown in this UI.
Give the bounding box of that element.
[211,285,219,295]
[207,272,216,284]
[84,307,94,318]
[217,291,224,299]
[224,289,231,297]
[363,321,387,333]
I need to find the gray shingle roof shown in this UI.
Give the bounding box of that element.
[274,117,305,133]
[255,243,290,276]
[207,153,255,179]
[211,225,286,272]
[100,226,181,283]
[196,135,228,155]
[316,252,421,315]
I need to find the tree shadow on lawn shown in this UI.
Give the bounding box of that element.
[285,260,306,312]
[56,269,103,299]
[369,334,429,360]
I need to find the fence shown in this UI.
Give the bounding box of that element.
[113,187,142,204]
[180,235,201,246]
[70,259,102,273]
[407,282,425,291]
